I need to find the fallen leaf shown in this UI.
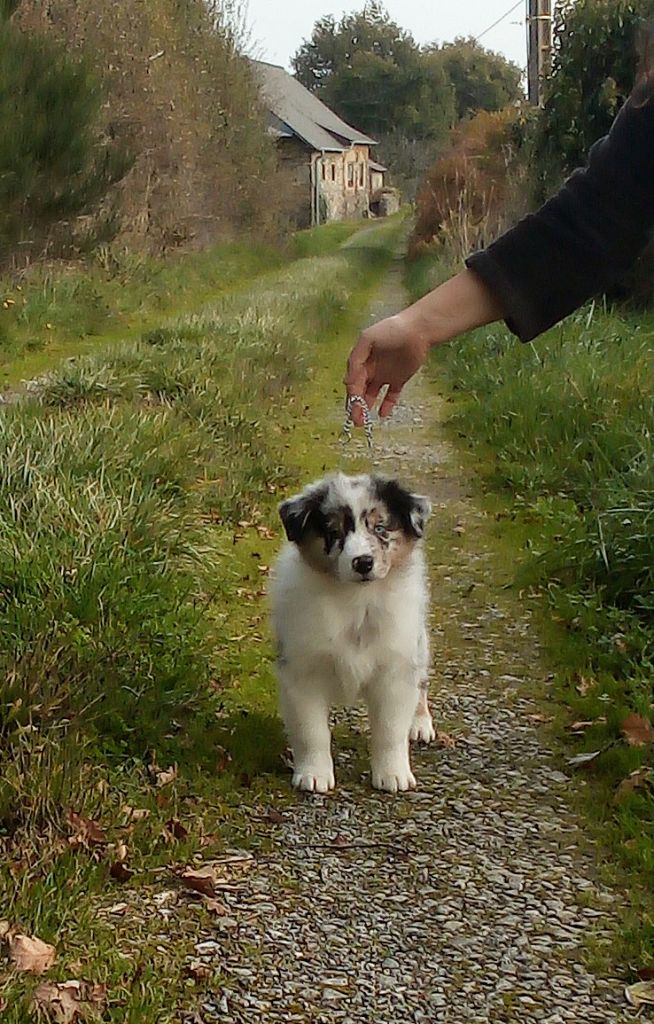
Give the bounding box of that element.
[575,674,596,696]
[165,818,189,840]
[114,843,128,863]
[204,899,228,915]
[110,861,134,883]
[33,980,106,1023]
[122,806,149,823]
[9,933,56,974]
[0,919,10,939]
[66,810,106,847]
[621,713,654,748]
[435,730,456,748]
[569,720,596,732]
[155,766,177,787]
[526,713,553,724]
[262,809,284,825]
[615,768,653,802]
[637,966,654,982]
[567,750,603,767]
[179,867,216,898]
[625,980,654,1008]
[185,961,212,980]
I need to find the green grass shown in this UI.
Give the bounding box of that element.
[406,249,654,968]
[0,219,401,1021]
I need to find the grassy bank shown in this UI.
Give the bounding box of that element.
[0,221,400,1021]
[406,251,654,966]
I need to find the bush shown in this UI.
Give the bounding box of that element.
[409,107,531,260]
[0,19,130,261]
[16,0,283,254]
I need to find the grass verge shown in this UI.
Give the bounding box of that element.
[406,249,654,969]
[0,220,401,1021]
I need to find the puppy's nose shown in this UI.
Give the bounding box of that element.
[352,555,374,576]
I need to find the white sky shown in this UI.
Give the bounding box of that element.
[245,1,535,73]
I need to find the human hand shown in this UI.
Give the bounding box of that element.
[344,314,429,424]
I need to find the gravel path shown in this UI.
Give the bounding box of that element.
[187,255,630,1023]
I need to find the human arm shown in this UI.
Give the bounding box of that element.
[345,81,654,420]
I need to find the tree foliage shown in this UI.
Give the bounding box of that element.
[428,37,523,120]
[292,4,455,141]
[535,0,654,185]
[292,6,523,142]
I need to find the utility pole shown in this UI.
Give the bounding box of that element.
[527,0,552,106]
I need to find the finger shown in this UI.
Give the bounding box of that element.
[364,382,382,412]
[379,385,403,418]
[344,336,372,395]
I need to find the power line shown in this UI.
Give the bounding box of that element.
[475,0,524,43]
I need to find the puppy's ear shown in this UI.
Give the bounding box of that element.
[374,477,431,539]
[278,485,327,544]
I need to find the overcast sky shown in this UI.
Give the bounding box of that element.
[246,1,534,73]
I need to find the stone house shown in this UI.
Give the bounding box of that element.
[252,60,388,227]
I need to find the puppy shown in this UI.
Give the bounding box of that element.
[270,472,434,794]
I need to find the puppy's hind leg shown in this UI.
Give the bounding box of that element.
[279,677,335,794]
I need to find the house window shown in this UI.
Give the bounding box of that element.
[359,163,365,187]
[331,164,336,182]
[321,162,327,180]
[347,163,355,188]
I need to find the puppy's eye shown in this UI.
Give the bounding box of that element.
[374,524,389,538]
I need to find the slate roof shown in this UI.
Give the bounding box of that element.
[252,60,376,153]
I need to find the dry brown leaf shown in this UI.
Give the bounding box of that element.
[66,810,106,847]
[526,713,553,724]
[637,966,654,982]
[33,980,106,1023]
[109,861,134,883]
[179,867,216,898]
[165,818,189,840]
[204,899,228,915]
[575,674,596,696]
[154,766,177,787]
[122,806,149,823]
[615,768,653,802]
[625,980,654,1008]
[185,961,212,981]
[435,730,456,748]
[114,843,128,863]
[569,720,596,732]
[9,933,56,974]
[621,713,654,748]
[0,919,10,939]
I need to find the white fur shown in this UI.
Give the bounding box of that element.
[270,474,433,794]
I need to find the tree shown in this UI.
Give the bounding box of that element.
[535,0,654,185]
[292,4,455,141]
[428,37,523,120]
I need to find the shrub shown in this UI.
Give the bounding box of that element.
[409,107,531,260]
[0,18,130,261]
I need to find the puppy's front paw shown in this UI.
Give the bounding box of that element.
[409,711,436,744]
[292,764,335,794]
[371,759,416,794]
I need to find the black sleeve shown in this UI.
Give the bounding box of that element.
[465,85,654,342]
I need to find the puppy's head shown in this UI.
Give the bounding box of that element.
[279,473,430,583]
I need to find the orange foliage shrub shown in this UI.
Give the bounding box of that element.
[410,108,529,261]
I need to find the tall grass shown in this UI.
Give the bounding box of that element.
[409,252,654,944]
[0,236,393,838]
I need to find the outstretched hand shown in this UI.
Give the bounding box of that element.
[344,315,429,425]
[343,270,505,427]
